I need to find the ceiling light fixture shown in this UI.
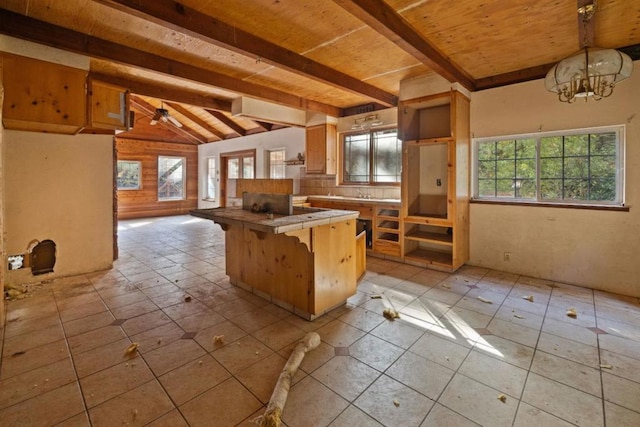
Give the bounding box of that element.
[351,113,384,130]
[545,0,633,103]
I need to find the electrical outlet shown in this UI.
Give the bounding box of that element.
[436,178,442,186]
[504,252,511,261]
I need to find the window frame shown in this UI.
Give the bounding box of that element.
[268,148,286,179]
[205,156,216,201]
[340,126,401,186]
[116,160,142,191]
[472,125,625,207]
[157,155,187,202]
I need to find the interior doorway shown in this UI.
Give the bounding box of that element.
[219,149,256,207]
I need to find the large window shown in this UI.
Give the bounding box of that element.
[343,128,401,184]
[268,149,286,179]
[206,157,216,200]
[158,156,186,201]
[116,160,141,190]
[474,126,624,205]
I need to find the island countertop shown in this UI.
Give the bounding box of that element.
[190,206,360,234]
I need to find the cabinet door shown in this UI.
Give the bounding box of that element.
[88,79,129,130]
[305,124,336,174]
[2,54,86,134]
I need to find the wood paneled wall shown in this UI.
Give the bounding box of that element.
[116,138,198,219]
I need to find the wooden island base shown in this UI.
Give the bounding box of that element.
[192,207,362,320]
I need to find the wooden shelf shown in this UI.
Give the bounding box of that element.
[377,220,399,230]
[404,248,452,268]
[405,136,454,146]
[405,229,453,246]
[376,232,399,242]
[285,159,305,165]
[404,215,451,227]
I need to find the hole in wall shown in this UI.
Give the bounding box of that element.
[31,239,56,275]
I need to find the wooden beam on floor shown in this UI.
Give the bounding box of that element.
[96,0,398,107]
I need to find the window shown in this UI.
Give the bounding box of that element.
[158,156,186,201]
[206,157,216,200]
[268,149,286,179]
[474,126,624,205]
[343,128,401,184]
[116,160,141,190]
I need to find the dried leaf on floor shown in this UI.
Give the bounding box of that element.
[522,295,534,302]
[184,295,192,302]
[393,399,400,407]
[383,308,400,320]
[600,364,613,369]
[498,394,507,403]
[441,284,451,289]
[370,294,383,299]
[124,342,139,357]
[213,335,225,344]
[566,307,577,318]
[513,314,525,319]
[477,296,493,304]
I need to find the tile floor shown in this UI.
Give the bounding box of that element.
[1,215,640,426]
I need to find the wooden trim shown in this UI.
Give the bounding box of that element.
[0,8,341,117]
[332,0,475,91]
[470,199,630,212]
[206,110,247,137]
[98,0,397,107]
[166,103,226,141]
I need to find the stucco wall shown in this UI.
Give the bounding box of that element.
[4,130,114,284]
[469,64,640,297]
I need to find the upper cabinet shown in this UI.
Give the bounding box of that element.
[2,54,87,134]
[305,123,336,175]
[399,90,470,272]
[87,79,130,130]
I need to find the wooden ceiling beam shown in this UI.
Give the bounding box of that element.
[0,8,341,117]
[95,0,397,107]
[130,96,205,144]
[206,110,246,137]
[165,102,227,141]
[90,72,232,112]
[332,0,475,91]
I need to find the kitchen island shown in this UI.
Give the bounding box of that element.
[191,206,362,319]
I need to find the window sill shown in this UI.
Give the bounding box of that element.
[202,198,216,202]
[470,199,629,212]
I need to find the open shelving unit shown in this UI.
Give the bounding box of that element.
[373,204,401,257]
[399,90,470,272]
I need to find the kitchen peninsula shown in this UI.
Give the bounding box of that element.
[191,202,362,319]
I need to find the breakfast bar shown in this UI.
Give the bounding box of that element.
[191,204,362,319]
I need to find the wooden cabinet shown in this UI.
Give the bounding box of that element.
[400,90,470,272]
[373,204,401,257]
[305,123,336,174]
[87,79,129,130]
[2,54,87,134]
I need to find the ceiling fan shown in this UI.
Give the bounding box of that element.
[150,104,182,127]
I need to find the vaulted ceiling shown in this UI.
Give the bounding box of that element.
[1,0,639,143]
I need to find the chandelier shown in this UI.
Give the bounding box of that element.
[544,1,633,103]
[351,113,383,130]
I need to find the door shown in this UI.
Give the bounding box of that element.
[220,149,256,207]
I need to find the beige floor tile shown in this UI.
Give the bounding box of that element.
[604,402,640,426]
[410,332,471,370]
[159,354,230,404]
[386,351,454,399]
[282,376,349,427]
[295,341,335,374]
[599,348,640,384]
[602,372,640,412]
[80,359,155,408]
[369,318,424,349]
[111,299,159,320]
[420,287,465,306]
[337,306,384,332]
[522,373,604,427]
[354,374,434,427]
[446,306,493,328]
[145,409,189,426]
[6,300,58,323]
[530,351,602,397]
[73,337,135,378]
[174,310,226,332]
[455,290,504,317]
[228,307,280,333]
[194,320,248,352]
[103,290,149,309]
[598,333,640,361]
[62,311,115,337]
[283,311,335,332]
[459,350,528,398]
[235,352,301,404]
[3,323,65,355]
[328,405,383,426]
[421,403,480,427]
[212,335,273,374]
[487,318,540,347]
[68,325,126,356]
[312,356,380,401]
[150,290,189,309]
[140,283,182,298]
[317,320,367,347]
[253,320,307,351]
[439,374,518,427]
[4,313,61,339]
[597,316,640,341]
[494,305,545,331]
[502,294,549,317]
[513,402,575,427]
[541,317,598,346]
[121,310,172,336]
[129,322,185,354]
[0,382,85,426]
[473,335,535,369]
[162,300,209,321]
[143,338,206,376]
[56,411,91,426]
[215,298,259,318]
[0,357,76,409]
[59,300,108,323]
[1,339,69,379]
[349,334,404,372]
[88,380,174,426]
[545,304,596,327]
[537,332,600,368]
[180,377,263,427]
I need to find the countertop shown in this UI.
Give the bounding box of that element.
[306,195,401,205]
[191,206,359,234]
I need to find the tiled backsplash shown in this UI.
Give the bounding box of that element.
[299,174,401,200]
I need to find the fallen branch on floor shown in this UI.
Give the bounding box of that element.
[253,332,321,427]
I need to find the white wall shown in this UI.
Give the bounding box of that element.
[198,127,306,208]
[469,63,640,297]
[4,130,114,284]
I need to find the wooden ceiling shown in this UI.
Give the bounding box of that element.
[1,0,639,142]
